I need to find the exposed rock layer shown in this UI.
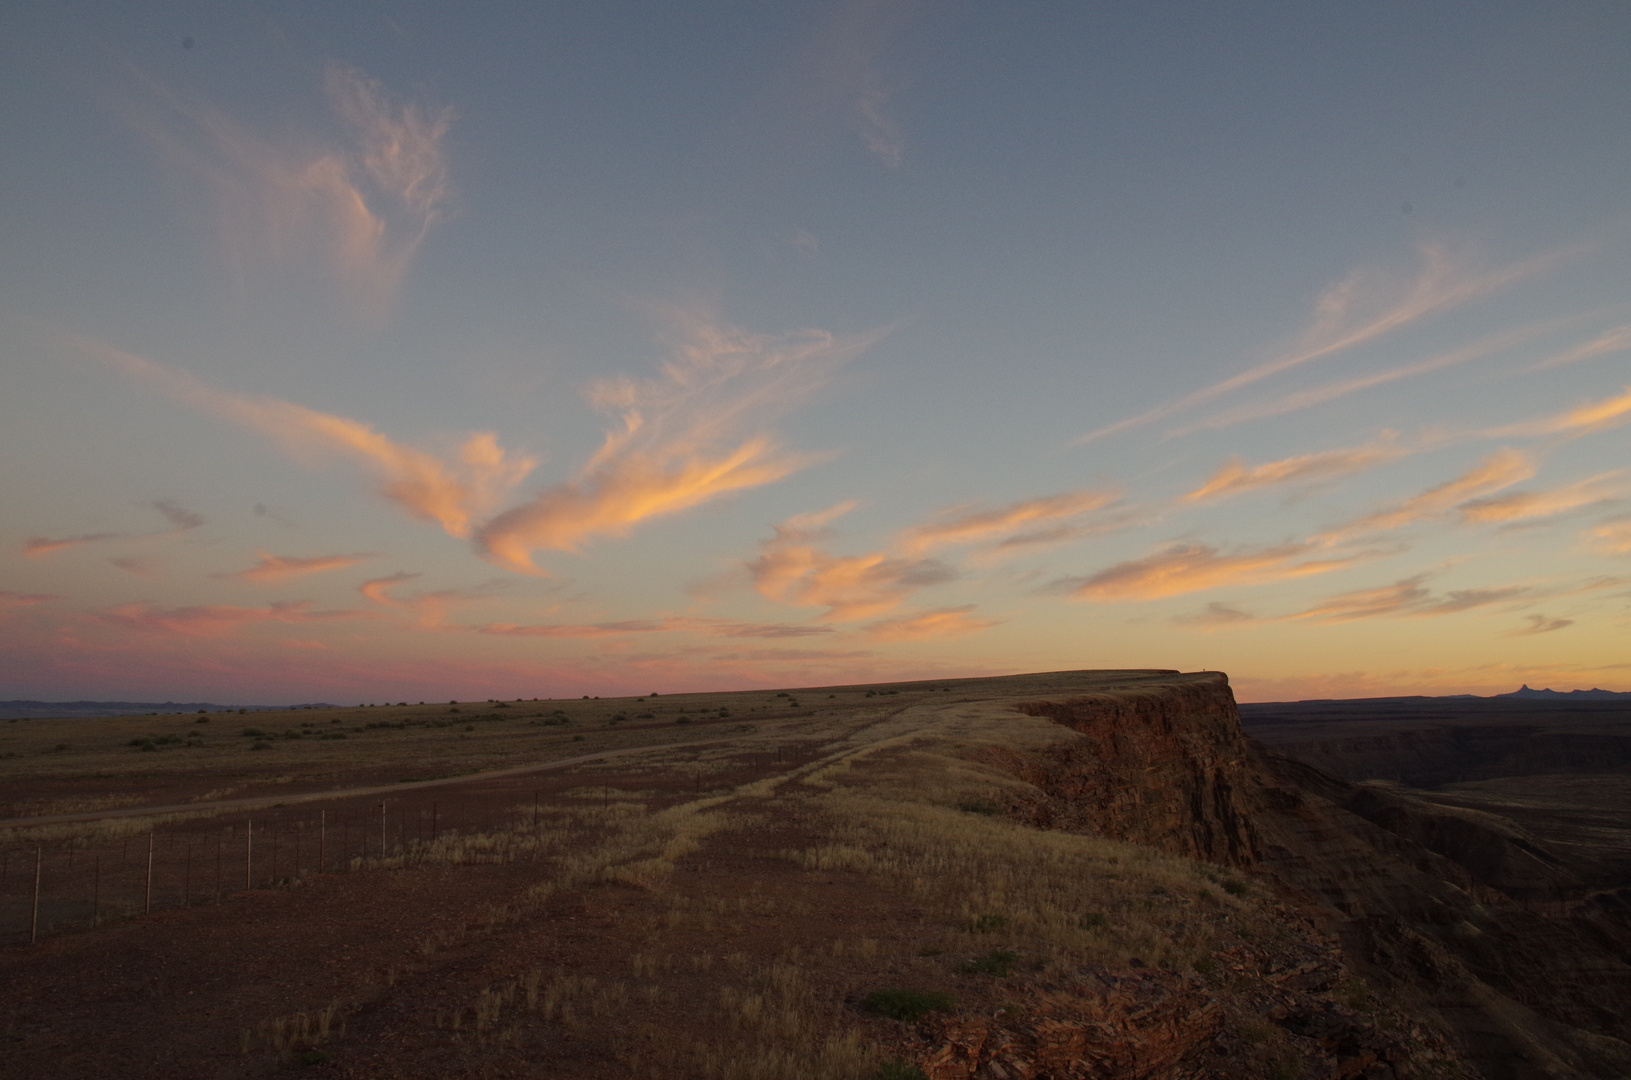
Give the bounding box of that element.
[993,673,1631,1080]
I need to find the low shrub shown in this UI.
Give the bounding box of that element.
[862,988,954,1022]
[957,949,1019,976]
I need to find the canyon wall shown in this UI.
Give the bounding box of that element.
[995,673,1631,1080]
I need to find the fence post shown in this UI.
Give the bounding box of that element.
[183,841,191,906]
[30,846,42,944]
[144,831,154,914]
[245,818,253,890]
[319,810,326,872]
[92,852,101,926]
[380,801,387,858]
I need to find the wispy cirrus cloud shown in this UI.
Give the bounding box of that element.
[1530,324,1631,370]
[101,600,370,636]
[1079,240,1585,443]
[0,591,55,607]
[476,315,883,573]
[474,615,835,640]
[98,342,536,539]
[1184,434,1407,502]
[24,499,204,557]
[24,532,121,557]
[110,555,164,578]
[899,489,1122,556]
[1318,448,1535,541]
[140,64,452,322]
[1293,576,1527,622]
[1458,469,1631,524]
[1584,519,1631,555]
[1174,319,1565,436]
[1487,386,1631,440]
[356,572,511,630]
[1058,542,1363,602]
[748,503,956,620]
[823,0,911,167]
[1511,614,1573,636]
[219,551,374,583]
[863,606,999,641]
[1172,602,1257,629]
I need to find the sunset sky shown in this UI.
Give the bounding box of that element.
[3,2,1629,704]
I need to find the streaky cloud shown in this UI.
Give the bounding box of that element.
[101,600,371,636]
[1318,448,1534,541]
[134,63,452,323]
[96,341,536,539]
[1079,240,1587,443]
[1184,434,1406,502]
[476,316,884,573]
[219,551,374,583]
[864,606,999,641]
[1059,542,1363,602]
[1458,469,1631,524]
[900,489,1120,556]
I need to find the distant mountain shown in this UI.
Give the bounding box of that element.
[0,700,334,719]
[1495,685,1631,700]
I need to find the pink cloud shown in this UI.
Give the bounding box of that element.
[220,551,374,583]
[100,600,371,637]
[863,606,999,642]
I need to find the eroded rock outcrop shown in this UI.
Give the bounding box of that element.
[1001,673,1260,866]
[987,672,1631,1080]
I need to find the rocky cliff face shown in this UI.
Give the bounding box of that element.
[1001,673,1260,867]
[994,674,1631,1080]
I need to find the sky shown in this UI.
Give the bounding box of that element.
[2,1,1630,704]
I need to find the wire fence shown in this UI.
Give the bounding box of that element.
[0,792,540,947]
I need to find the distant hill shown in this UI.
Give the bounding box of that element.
[0,700,335,719]
[1495,685,1631,700]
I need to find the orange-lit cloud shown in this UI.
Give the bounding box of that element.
[479,620,666,638]
[748,505,955,620]
[1320,449,1534,540]
[220,551,374,583]
[1458,470,1631,524]
[24,532,120,557]
[864,606,999,641]
[1293,576,1527,622]
[358,572,422,605]
[1491,386,1631,440]
[1585,519,1631,555]
[355,573,512,630]
[1080,240,1583,443]
[1531,324,1631,370]
[477,318,881,573]
[141,64,452,321]
[1060,542,1360,601]
[101,600,369,637]
[100,344,536,538]
[1185,435,1406,502]
[900,490,1121,555]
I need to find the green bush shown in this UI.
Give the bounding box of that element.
[862,988,953,1022]
[957,949,1019,976]
[971,914,1007,933]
